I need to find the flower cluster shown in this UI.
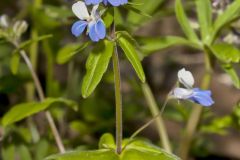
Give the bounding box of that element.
[0,14,28,42]
[71,0,128,42]
[85,0,128,6]
[172,68,214,107]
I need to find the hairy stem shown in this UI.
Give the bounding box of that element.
[112,44,123,154]
[19,49,66,153]
[179,51,212,159]
[111,9,123,154]
[141,83,172,153]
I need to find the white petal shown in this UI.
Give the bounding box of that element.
[72,1,90,20]
[172,88,193,99]
[91,4,99,18]
[178,68,194,88]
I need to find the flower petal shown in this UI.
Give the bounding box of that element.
[72,1,89,20]
[178,68,194,88]
[103,0,108,5]
[172,88,193,99]
[107,0,127,6]
[189,88,214,107]
[88,22,100,42]
[95,19,106,39]
[71,20,88,37]
[91,4,99,18]
[85,0,102,5]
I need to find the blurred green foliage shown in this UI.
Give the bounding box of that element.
[0,0,240,159]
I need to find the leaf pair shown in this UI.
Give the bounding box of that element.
[45,133,180,160]
[81,34,146,98]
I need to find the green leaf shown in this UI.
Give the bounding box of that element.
[195,0,212,41]
[175,0,199,43]
[46,149,119,160]
[102,8,114,28]
[46,140,180,160]
[211,0,240,43]
[139,36,200,54]
[2,98,77,126]
[2,145,15,160]
[35,140,50,160]
[200,116,232,135]
[127,0,164,25]
[122,140,180,160]
[117,33,145,82]
[57,42,90,64]
[221,64,240,89]
[124,5,151,18]
[98,133,115,149]
[18,145,32,160]
[10,53,21,75]
[81,40,114,98]
[211,43,240,63]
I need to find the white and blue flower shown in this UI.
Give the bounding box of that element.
[85,0,128,6]
[172,68,214,107]
[71,1,106,42]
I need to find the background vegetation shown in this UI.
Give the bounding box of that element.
[0,0,240,159]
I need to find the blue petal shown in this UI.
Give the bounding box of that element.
[95,19,106,39]
[85,0,102,5]
[103,0,108,5]
[120,0,128,5]
[107,0,128,6]
[189,88,214,107]
[71,21,88,37]
[88,22,100,42]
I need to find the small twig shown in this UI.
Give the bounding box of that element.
[18,48,66,153]
[121,96,170,152]
[130,96,169,140]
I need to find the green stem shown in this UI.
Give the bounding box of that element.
[141,83,172,153]
[179,51,212,159]
[112,44,123,154]
[111,8,122,154]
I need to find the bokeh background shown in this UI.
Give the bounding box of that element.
[0,0,240,159]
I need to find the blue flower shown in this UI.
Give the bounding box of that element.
[189,88,214,107]
[172,88,214,107]
[85,0,128,6]
[71,1,106,42]
[172,68,214,107]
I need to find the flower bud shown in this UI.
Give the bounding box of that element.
[0,15,10,28]
[13,20,28,37]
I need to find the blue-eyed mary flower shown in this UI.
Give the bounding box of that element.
[171,68,214,107]
[85,0,128,6]
[71,1,106,42]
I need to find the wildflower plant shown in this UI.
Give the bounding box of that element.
[0,0,240,160]
[46,0,180,159]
